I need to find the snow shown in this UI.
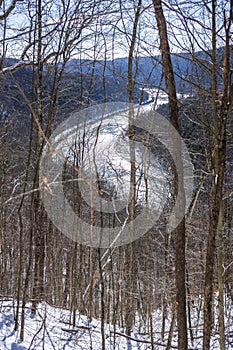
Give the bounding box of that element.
[0,299,232,349]
[42,102,172,219]
[141,88,189,110]
[0,300,156,350]
[0,61,32,75]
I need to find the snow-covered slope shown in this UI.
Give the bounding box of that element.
[1,299,233,349]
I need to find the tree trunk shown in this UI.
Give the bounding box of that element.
[203,2,231,347]
[153,1,188,348]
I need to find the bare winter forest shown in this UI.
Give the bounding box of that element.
[0,0,233,349]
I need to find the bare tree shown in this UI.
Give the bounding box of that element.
[152,0,188,348]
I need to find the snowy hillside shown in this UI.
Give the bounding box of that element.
[1,299,233,350]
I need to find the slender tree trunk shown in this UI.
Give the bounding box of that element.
[216,8,232,348]
[166,303,177,350]
[125,0,142,336]
[153,1,188,348]
[203,2,231,348]
[203,2,218,346]
[217,201,225,350]
[31,0,45,315]
[98,249,105,350]
[71,242,78,327]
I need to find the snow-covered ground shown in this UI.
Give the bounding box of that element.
[1,299,232,349]
[0,300,163,350]
[2,94,232,349]
[142,88,189,110]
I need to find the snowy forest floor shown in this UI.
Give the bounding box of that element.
[0,299,233,350]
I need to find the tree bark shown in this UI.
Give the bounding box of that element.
[153,1,188,348]
[203,1,231,348]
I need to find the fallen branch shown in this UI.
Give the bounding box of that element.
[110,331,179,348]
[61,325,94,333]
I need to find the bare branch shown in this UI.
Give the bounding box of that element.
[0,0,23,20]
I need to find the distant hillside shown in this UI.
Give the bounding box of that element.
[66,46,232,94]
[0,45,231,132]
[0,61,148,129]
